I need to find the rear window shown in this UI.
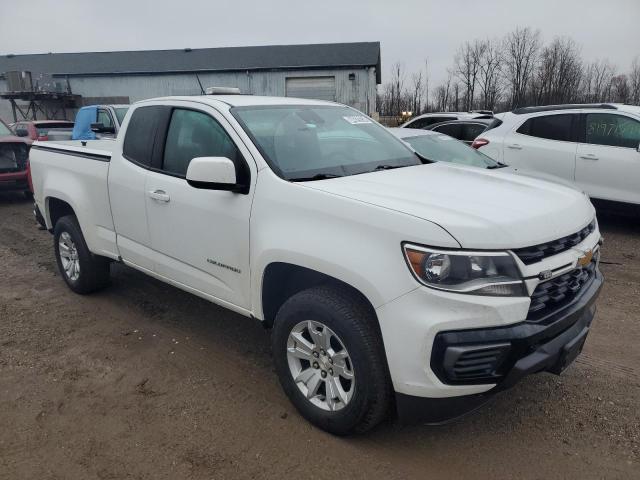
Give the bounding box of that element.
[461,123,487,141]
[432,123,461,138]
[122,106,167,167]
[516,114,574,142]
[35,122,74,137]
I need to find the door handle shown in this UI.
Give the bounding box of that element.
[148,189,170,203]
[579,154,599,161]
[507,144,523,150]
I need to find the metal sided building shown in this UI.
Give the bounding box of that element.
[0,42,381,122]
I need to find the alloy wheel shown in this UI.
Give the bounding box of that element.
[286,320,355,411]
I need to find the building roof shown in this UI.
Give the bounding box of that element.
[0,42,381,83]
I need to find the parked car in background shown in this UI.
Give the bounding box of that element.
[0,118,31,197]
[388,127,503,169]
[388,127,583,190]
[71,104,129,140]
[31,94,602,435]
[426,118,502,145]
[475,103,640,206]
[11,120,74,143]
[401,110,493,129]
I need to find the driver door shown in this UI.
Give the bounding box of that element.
[144,104,255,310]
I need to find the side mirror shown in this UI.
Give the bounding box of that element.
[186,157,247,193]
[90,122,116,134]
[15,128,29,138]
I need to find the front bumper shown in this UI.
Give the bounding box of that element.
[394,269,603,424]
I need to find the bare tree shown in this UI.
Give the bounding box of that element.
[434,72,452,111]
[629,56,640,105]
[611,74,630,103]
[424,58,430,112]
[454,40,484,110]
[503,27,541,108]
[534,37,583,105]
[588,59,616,102]
[477,38,503,110]
[410,71,423,114]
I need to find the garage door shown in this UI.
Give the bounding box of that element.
[285,76,336,102]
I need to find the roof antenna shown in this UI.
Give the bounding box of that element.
[195,73,205,95]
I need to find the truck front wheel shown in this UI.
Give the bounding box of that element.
[53,215,111,294]
[272,286,392,435]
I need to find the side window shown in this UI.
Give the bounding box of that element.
[162,109,240,177]
[97,109,114,128]
[433,123,462,139]
[122,105,166,167]
[516,114,574,141]
[461,123,487,142]
[585,113,640,149]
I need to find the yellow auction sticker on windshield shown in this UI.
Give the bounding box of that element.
[343,115,372,125]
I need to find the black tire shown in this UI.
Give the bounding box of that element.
[272,285,392,435]
[53,215,111,294]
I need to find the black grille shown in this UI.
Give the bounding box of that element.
[528,259,596,321]
[442,343,510,382]
[513,220,596,265]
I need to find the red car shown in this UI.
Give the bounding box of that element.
[0,118,31,197]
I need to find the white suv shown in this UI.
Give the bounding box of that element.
[475,104,640,206]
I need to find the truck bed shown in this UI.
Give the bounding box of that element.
[30,140,119,260]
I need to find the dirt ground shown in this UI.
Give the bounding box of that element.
[0,192,638,480]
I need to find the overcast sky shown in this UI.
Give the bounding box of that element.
[2,0,639,87]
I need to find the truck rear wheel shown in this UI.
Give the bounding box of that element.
[272,285,391,435]
[53,215,111,294]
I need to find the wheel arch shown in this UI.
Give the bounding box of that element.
[260,262,380,330]
[46,196,76,231]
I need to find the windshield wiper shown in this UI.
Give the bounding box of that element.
[414,152,435,164]
[487,162,508,169]
[372,164,404,171]
[289,173,344,182]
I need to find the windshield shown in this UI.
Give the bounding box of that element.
[0,121,12,137]
[232,105,421,180]
[114,107,129,125]
[401,133,499,168]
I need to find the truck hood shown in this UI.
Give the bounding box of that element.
[302,162,594,249]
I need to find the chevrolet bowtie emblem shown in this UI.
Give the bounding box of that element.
[577,249,593,267]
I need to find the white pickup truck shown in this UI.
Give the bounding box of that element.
[30,94,603,435]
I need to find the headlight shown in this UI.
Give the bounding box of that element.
[403,244,526,296]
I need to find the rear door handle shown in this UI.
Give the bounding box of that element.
[507,144,523,150]
[148,189,170,203]
[579,154,599,161]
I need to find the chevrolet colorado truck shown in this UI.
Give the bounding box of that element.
[30,94,603,435]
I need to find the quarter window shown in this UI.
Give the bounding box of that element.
[122,105,166,167]
[517,114,574,142]
[585,113,640,149]
[162,109,240,177]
